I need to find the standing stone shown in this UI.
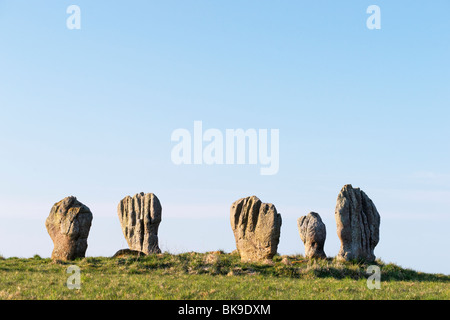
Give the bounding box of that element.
[297,212,327,259]
[117,192,162,254]
[45,196,93,261]
[335,184,380,262]
[230,196,282,263]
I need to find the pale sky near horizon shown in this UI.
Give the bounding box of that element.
[0,1,449,274]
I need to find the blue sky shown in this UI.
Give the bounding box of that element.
[0,1,449,274]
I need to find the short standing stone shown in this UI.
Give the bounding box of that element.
[230,196,282,263]
[297,212,327,259]
[112,249,145,258]
[335,184,381,262]
[45,196,93,261]
[117,192,162,254]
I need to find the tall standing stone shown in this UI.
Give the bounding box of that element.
[297,212,327,259]
[335,184,380,262]
[45,196,93,261]
[230,196,282,263]
[117,192,162,254]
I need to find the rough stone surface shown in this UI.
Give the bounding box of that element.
[117,192,162,254]
[297,212,327,259]
[112,249,146,258]
[45,196,93,261]
[335,184,381,262]
[230,195,282,263]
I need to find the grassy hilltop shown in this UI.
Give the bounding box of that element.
[0,251,448,300]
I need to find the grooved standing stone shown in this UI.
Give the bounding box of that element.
[117,192,162,254]
[230,196,282,263]
[45,196,93,261]
[297,212,327,259]
[335,184,380,262]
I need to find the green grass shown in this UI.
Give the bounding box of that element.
[0,251,448,300]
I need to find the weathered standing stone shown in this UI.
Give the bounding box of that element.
[117,192,162,254]
[335,184,380,262]
[230,196,282,263]
[45,196,93,261]
[297,212,327,259]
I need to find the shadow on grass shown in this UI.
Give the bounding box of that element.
[288,259,450,282]
[221,256,450,283]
